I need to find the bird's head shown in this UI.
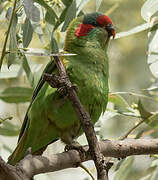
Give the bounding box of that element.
[64,12,115,52]
[76,12,115,39]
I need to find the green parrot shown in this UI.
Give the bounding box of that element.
[8,12,115,165]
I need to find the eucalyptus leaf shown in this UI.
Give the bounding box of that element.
[0,121,20,136]
[115,23,150,39]
[6,7,12,21]
[50,35,59,53]
[0,64,20,79]
[3,144,13,153]
[141,0,158,22]
[151,159,158,167]
[96,0,102,11]
[147,26,158,78]
[21,55,34,87]
[0,87,33,103]
[61,0,77,32]
[147,81,158,91]
[22,18,33,48]
[114,157,134,180]
[151,167,158,180]
[24,0,40,22]
[108,93,130,111]
[0,64,42,79]
[24,0,45,43]
[62,0,73,7]
[45,11,55,25]
[137,100,152,119]
[151,23,158,32]
[76,0,90,15]
[149,61,158,78]
[54,8,68,30]
[33,0,58,20]
[145,112,158,129]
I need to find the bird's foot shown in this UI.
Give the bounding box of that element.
[70,84,78,92]
[65,141,86,162]
[58,85,67,96]
[65,141,84,152]
[58,83,78,97]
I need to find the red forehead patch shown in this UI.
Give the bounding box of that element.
[75,24,94,37]
[97,15,113,27]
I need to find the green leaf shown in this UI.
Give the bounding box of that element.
[141,0,158,22]
[50,35,59,53]
[61,0,77,32]
[108,93,130,111]
[151,23,158,32]
[22,18,33,48]
[140,174,152,180]
[0,87,33,103]
[24,0,45,44]
[21,55,34,87]
[76,0,89,15]
[7,15,17,68]
[137,100,152,119]
[96,0,102,11]
[148,51,158,79]
[33,0,58,20]
[115,23,150,39]
[151,167,158,180]
[110,92,157,102]
[0,121,20,136]
[62,0,73,6]
[54,7,68,30]
[147,82,158,91]
[45,11,55,25]
[114,157,134,180]
[24,0,40,22]
[151,159,158,167]
[3,144,13,153]
[0,64,21,79]
[6,7,12,21]
[145,113,158,129]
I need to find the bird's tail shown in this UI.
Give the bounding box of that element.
[8,132,28,165]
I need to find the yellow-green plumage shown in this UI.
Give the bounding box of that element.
[8,12,112,165]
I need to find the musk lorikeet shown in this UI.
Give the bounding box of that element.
[8,12,115,165]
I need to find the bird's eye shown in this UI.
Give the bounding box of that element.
[105,23,115,38]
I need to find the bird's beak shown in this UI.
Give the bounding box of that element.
[106,23,116,39]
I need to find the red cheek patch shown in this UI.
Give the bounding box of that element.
[75,24,94,37]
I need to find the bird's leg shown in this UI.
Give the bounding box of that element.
[64,140,87,163]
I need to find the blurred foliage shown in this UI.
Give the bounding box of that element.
[0,0,158,179]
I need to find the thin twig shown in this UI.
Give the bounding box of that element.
[106,3,119,16]
[120,119,145,140]
[0,0,18,70]
[80,164,95,180]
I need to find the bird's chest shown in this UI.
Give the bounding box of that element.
[68,63,108,104]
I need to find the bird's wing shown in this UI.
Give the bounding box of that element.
[18,59,56,141]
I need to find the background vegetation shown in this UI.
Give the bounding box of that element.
[0,0,158,179]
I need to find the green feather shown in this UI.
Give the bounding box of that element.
[8,15,110,165]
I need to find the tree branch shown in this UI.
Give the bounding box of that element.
[1,138,158,180]
[19,138,158,175]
